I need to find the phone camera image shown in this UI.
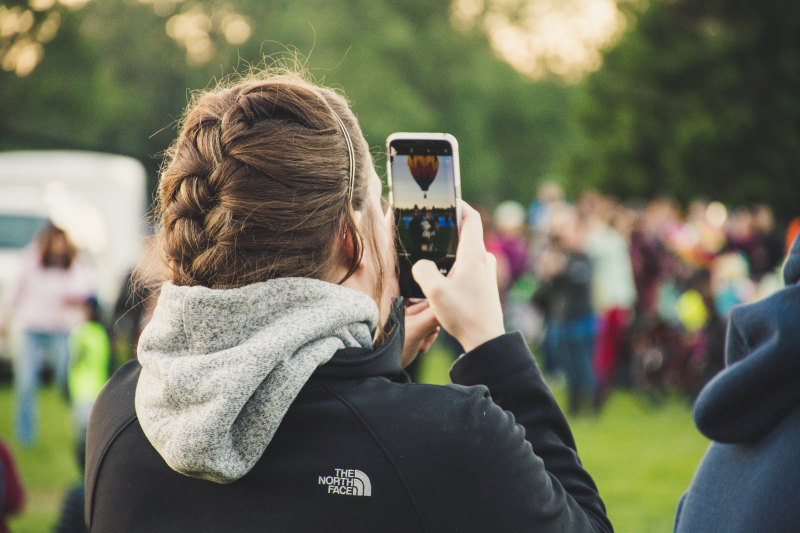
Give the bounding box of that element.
[389,138,458,299]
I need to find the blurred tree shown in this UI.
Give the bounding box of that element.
[0,0,576,208]
[568,0,800,220]
[449,0,628,81]
[0,1,74,77]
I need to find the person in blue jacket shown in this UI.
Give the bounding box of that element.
[675,230,800,532]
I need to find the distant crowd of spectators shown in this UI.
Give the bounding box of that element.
[480,181,799,414]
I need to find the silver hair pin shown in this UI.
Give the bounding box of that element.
[330,109,355,204]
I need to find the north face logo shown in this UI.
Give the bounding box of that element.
[318,468,372,496]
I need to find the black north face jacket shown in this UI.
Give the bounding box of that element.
[86,310,612,532]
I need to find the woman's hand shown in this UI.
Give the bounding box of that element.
[401,301,439,368]
[411,200,505,353]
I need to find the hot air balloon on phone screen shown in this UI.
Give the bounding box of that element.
[407,155,439,198]
[387,133,461,301]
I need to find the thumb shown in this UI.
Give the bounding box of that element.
[404,300,431,317]
[411,259,446,298]
[406,306,439,336]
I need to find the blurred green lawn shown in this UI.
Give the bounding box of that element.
[1,345,707,533]
[1,385,80,533]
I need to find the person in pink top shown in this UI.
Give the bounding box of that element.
[0,223,93,445]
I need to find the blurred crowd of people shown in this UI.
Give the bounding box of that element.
[5,191,797,429]
[4,191,799,425]
[481,181,799,415]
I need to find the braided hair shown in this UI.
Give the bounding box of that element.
[155,73,381,292]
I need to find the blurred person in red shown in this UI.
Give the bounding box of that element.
[0,440,25,533]
[629,198,679,316]
[0,223,93,445]
[581,193,636,411]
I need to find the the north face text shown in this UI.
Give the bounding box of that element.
[318,468,372,496]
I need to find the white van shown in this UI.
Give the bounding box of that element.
[0,150,149,361]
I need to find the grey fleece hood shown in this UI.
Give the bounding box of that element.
[135,278,379,483]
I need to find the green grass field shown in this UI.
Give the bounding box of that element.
[1,385,81,533]
[1,346,708,533]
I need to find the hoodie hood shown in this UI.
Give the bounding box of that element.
[694,233,800,443]
[135,278,378,483]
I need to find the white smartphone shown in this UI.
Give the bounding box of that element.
[387,132,462,300]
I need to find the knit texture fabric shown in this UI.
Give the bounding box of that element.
[135,278,378,483]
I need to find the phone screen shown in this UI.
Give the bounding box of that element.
[389,138,459,300]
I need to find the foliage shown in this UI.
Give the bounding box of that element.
[0,0,575,207]
[568,0,800,220]
[2,0,797,218]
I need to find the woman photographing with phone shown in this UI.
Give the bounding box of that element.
[85,70,612,533]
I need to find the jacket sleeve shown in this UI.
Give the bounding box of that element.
[445,332,612,533]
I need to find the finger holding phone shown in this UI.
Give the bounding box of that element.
[413,201,505,353]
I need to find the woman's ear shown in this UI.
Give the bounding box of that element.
[342,210,365,269]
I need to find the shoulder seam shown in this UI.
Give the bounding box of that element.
[87,414,138,529]
[322,383,429,533]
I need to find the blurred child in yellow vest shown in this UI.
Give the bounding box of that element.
[68,296,111,437]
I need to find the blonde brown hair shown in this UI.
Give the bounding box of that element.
[39,223,76,269]
[154,72,387,305]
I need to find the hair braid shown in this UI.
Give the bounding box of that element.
[154,73,382,292]
[160,111,232,286]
